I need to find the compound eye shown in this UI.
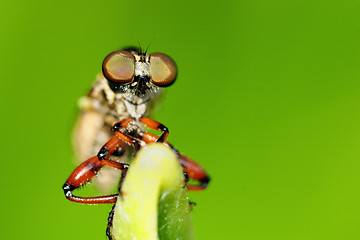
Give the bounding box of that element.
[102,50,135,83]
[150,53,177,87]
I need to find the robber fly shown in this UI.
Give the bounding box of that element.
[62,48,210,239]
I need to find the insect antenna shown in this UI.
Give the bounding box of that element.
[137,40,143,54]
[144,42,152,55]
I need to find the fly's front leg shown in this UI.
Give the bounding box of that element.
[112,117,168,146]
[112,117,142,149]
[140,132,210,191]
[140,118,169,143]
[62,135,129,204]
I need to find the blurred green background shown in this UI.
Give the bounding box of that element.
[1,0,360,239]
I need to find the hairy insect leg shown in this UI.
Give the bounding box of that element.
[140,132,210,191]
[106,166,129,240]
[62,135,129,204]
[106,203,116,240]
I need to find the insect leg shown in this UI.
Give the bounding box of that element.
[62,135,129,204]
[178,154,210,191]
[106,203,116,240]
[105,163,129,240]
[112,117,141,149]
[140,132,210,191]
[140,117,169,143]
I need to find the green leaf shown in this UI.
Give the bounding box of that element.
[112,143,195,240]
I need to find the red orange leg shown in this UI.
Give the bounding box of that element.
[62,135,129,204]
[140,132,159,144]
[62,156,120,204]
[140,118,169,142]
[178,154,210,191]
[140,132,210,191]
[111,117,142,149]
